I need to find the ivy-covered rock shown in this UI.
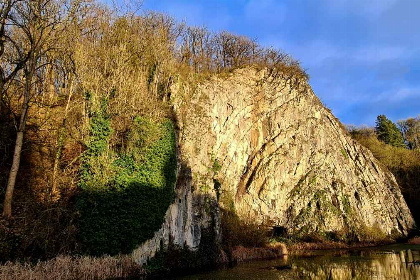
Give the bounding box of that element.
[77,105,176,255]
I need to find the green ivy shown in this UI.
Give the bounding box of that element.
[77,102,176,256]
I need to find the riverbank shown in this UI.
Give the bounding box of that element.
[288,240,392,253]
[171,244,420,280]
[1,238,418,280]
[409,236,420,245]
[229,242,288,262]
[225,240,392,262]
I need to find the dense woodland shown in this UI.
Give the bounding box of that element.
[0,0,308,260]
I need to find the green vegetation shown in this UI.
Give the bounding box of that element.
[78,110,176,255]
[375,115,405,147]
[340,148,349,159]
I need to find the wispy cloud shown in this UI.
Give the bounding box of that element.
[375,87,420,103]
[323,0,398,17]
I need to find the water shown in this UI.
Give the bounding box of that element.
[173,244,420,280]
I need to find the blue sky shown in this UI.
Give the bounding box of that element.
[139,0,420,126]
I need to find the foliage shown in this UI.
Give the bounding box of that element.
[398,116,420,150]
[375,115,405,147]
[79,95,113,190]
[77,109,176,255]
[0,200,79,261]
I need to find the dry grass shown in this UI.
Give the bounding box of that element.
[0,255,145,280]
[231,243,287,262]
[408,237,420,245]
[288,240,391,254]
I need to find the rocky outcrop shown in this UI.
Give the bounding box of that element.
[175,67,414,237]
[132,67,415,264]
[132,156,220,265]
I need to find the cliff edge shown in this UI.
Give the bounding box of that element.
[133,67,415,264]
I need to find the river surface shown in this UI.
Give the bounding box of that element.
[172,244,420,280]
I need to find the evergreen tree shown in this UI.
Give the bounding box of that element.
[375,115,406,147]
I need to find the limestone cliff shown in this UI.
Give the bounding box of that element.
[132,68,415,264]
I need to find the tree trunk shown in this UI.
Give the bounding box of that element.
[3,66,32,218]
[3,131,24,218]
[0,80,5,116]
[3,98,29,218]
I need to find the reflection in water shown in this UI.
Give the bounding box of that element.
[174,245,420,280]
[292,248,419,280]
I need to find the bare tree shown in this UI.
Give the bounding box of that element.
[180,26,213,72]
[213,31,259,70]
[0,0,30,116]
[398,117,420,150]
[3,0,83,218]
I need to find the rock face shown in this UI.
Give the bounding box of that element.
[132,149,220,265]
[132,68,415,264]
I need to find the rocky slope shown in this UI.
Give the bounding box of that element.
[132,67,415,264]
